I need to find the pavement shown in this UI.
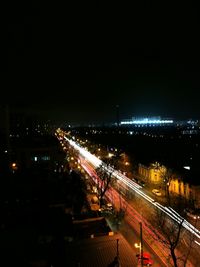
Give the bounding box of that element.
[105,213,168,267]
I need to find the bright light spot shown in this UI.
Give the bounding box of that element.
[134,243,141,248]
[108,231,114,236]
[184,166,190,170]
[121,118,173,125]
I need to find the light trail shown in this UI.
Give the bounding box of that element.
[64,135,200,243]
[81,160,170,263]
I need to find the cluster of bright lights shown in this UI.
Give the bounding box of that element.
[66,138,101,168]
[121,118,174,125]
[63,133,200,246]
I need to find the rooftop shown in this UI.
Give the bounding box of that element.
[65,232,137,267]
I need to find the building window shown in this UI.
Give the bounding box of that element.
[41,156,50,161]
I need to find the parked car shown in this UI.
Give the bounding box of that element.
[136,252,153,266]
[106,203,113,209]
[138,180,146,187]
[184,208,200,220]
[152,189,162,196]
[99,202,113,213]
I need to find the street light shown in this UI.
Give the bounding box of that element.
[135,222,144,267]
[134,242,141,249]
[135,242,142,264]
[140,222,144,267]
[11,162,18,172]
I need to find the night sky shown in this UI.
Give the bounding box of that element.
[2,2,200,124]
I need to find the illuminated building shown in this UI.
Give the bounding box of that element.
[138,162,200,208]
[120,116,174,126]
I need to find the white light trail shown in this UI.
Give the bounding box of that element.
[195,240,200,246]
[64,135,200,241]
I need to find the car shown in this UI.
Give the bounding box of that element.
[136,252,153,266]
[152,189,162,196]
[184,208,200,220]
[99,202,113,213]
[106,202,113,209]
[139,180,146,187]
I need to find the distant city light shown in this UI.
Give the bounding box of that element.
[183,166,190,170]
[121,117,174,125]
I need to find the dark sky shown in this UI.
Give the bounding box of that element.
[2,2,200,124]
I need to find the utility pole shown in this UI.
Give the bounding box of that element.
[116,238,119,259]
[115,238,120,266]
[139,222,144,267]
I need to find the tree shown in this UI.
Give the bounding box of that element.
[95,149,125,206]
[95,162,114,207]
[160,167,173,205]
[152,162,173,205]
[96,157,128,230]
[149,206,194,267]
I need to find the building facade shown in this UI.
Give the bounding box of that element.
[138,162,200,209]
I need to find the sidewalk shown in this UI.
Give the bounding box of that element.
[105,214,168,267]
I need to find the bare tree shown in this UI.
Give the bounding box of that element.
[96,155,128,229]
[95,151,122,206]
[149,206,195,267]
[160,167,174,205]
[95,162,114,207]
[179,213,199,267]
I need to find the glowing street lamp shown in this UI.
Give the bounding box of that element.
[135,222,144,267]
[11,162,18,172]
[135,242,141,251]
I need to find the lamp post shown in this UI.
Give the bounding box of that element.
[139,222,144,267]
[134,223,144,267]
[134,242,141,251]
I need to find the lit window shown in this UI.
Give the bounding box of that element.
[41,156,50,161]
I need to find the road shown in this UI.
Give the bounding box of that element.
[56,129,200,266]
